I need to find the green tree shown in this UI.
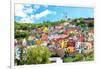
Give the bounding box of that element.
[26,46,52,64]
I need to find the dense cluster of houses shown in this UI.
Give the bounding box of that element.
[14,20,94,61]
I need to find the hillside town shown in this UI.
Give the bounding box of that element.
[14,18,94,65]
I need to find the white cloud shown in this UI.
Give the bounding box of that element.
[20,16,34,23]
[15,4,33,17]
[15,4,26,17]
[23,4,34,14]
[35,9,56,19]
[23,7,33,14]
[23,4,32,7]
[15,4,34,23]
[15,4,56,23]
[44,5,48,8]
[16,9,56,23]
[34,5,40,11]
[30,15,35,19]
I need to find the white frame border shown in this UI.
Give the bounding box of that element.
[10,0,95,69]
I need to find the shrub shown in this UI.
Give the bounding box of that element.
[63,57,74,62]
[84,51,94,61]
[26,46,52,64]
[63,53,84,62]
[85,54,94,61]
[74,53,84,61]
[15,31,29,39]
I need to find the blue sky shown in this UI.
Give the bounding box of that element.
[15,4,94,23]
